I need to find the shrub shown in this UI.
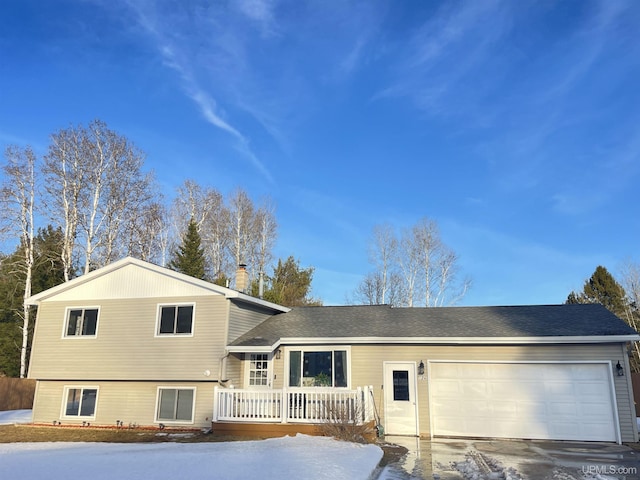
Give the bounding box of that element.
[318,398,376,444]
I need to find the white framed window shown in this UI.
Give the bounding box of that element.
[156,304,195,336]
[155,387,196,423]
[246,353,270,388]
[63,307,99,337]
[288,347,350,388]
[62,386,98,418]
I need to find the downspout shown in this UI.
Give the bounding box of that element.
[219,350,230,386]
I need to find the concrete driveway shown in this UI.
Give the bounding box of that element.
[376,436,639,480]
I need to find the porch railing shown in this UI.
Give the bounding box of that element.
[213,386,374,425]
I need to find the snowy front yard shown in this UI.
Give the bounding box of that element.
[0,410,383,480]
[0,435,382,480]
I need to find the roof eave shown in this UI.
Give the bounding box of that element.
[227,341,281,353]
[224,290,290,312]
[226,334,640,350]
[25,256,289,312]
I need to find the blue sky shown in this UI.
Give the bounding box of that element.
[1,0,639,306]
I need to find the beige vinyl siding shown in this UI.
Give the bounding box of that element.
[227,301,277,343]
[32,380,215,428]
[39,262,226,301]
[271,352,285,389]
[264,342,637,442]
[29,296,228,381]
[348,343,636,442]
[613,343,638,443]
[225,353,243,386]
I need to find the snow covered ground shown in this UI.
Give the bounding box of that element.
[0,434,382,480]
[0,409,32,425]
[0,409,382,479]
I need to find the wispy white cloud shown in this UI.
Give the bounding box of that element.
[375,0,639,218]
[235,0,279,36]
[123,0,274,183]
[374,0,510,114]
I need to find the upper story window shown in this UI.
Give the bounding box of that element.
[289,348,348,388]
[65,308,99,337]
[157,304,194,336]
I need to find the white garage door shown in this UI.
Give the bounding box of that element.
[429,362,618,442]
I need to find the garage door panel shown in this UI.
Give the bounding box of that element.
[431,398,461,416]
[582,402,611,417]
[463,382,488,396]
[434,379,462,395]
[549,401,577,416]
[430,362,617,442]
[577,382,606,396]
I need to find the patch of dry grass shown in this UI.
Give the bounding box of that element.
[0,425,255,443]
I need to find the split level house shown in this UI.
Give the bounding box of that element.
[27,257,640,443]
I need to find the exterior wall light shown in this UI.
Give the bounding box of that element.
[276,349,282,360]
[418,360,425,376]
[616,360,624,377]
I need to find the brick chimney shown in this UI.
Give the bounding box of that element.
[236,264,249,293]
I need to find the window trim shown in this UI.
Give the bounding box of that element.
[61,306,100,339]
[285,346,351,389]
[155,303,196,337]
[61,386,99,420]
[154,386,196,424]
[244,352,272,389]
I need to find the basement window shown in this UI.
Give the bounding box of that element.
[156,388,195,423]
[63,387,98,418]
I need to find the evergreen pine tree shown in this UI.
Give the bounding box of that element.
[169,219,206,280]
[0,225,67,376]
[566,265,627,317]
[256,256,322,306]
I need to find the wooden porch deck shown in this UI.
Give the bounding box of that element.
[211,420,377,441]
[211,421,325,438]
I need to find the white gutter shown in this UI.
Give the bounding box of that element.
[225,334,640,353]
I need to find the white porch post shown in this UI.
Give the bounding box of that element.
[213,386,219,422]
[281,386,288,424]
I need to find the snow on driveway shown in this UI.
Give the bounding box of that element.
[0,434,383,480]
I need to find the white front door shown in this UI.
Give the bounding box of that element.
[383,362,419,436]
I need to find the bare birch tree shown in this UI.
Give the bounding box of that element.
[253,198,277,280]
[43,120,157,276]
[354,217,470,307]
[124,201,168,264]
[409,218,441,307]
[0,146,37,377]
[368,223,397,305]
[228,188,255,283]
[398,228,420,307]
[171,180,229,280]
[43,127,85,281]
[619,260,640,372]
[170,182,278,286]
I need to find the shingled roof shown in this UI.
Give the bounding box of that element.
[228,304,640,350]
